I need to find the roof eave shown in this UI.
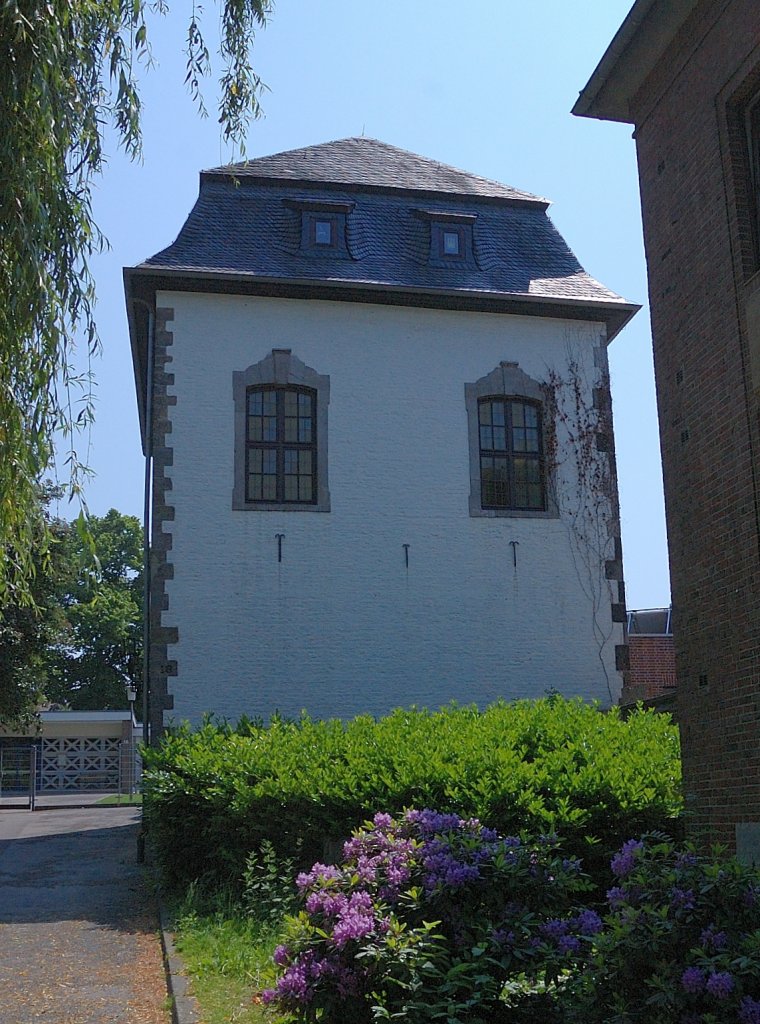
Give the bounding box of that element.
[572,0,700,123]
[124,266,639,443]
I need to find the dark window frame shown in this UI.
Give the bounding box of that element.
[477,396,546,511]
[464,361,558,519]
[245,385,318,505]
[433,223,466,261]
[309,214,339,250]
[232,349,331,512]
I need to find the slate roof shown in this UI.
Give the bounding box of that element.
[204,138,548,205]
[136,137,634,318]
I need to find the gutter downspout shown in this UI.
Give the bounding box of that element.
[132,298,155,748]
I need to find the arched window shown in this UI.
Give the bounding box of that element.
[246,386,317,504]
[465,361,556,518]
[478,396,545,510]
[233,349,330,511]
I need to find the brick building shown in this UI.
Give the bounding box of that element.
[624,607,676,708]
[575,1,760,855]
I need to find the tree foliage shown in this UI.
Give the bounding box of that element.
[0,502,144,724]
[45,508,144,712]
[0,0,272,605]
[0,493,68,726]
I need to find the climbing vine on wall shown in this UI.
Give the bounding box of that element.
[545,335,620,700]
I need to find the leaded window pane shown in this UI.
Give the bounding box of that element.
[284,415,299,442]
[245,385,318,504]
[477,396,544,511]
[315,220,332,245]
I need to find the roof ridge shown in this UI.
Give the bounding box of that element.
[202,137,549,205]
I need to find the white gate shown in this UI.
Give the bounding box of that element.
[39,737,121,791]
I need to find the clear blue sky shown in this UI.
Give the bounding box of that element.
[66,0,669,610]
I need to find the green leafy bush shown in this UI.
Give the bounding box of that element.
[141,698,682,891]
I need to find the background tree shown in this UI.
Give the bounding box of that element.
[0,491,69,727]
[0,0,272,605]
[45,509,143,712]
[0,504,143,723]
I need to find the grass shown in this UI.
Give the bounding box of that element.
[97,793,143,805]
[169,886,289,1024]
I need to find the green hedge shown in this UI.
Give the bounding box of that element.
[141,698,682,891]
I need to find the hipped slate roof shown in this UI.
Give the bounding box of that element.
[138,137,631,309]
[126,139,638,443]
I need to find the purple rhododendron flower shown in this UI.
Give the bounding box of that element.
[681,967,705,993]
[740,996,760,1024]
[674,851,698,870]
[558,934,581,954]
[705,971,734,999]
[305,890,348,917]
[610,839,644,878]
[273,944,290,966]
[574,909,603,935]
[541,918,569,940]
[669,887,695,911]
[699,925,728,951]
[607,886,627,907]
[296,863,341,891]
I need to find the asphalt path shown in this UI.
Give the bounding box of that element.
[0,807,169,1023]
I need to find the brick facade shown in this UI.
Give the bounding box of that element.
[627,636,677,703]
[576,0,760,852]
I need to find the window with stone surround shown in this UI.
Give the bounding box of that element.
[233,350,330,512]
[465,362,557,518]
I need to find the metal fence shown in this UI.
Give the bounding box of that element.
[0,737,140,807]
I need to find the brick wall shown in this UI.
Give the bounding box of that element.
[626,635,677,703]
[627,0,760,849]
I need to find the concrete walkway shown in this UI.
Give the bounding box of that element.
[0,807,169,1023]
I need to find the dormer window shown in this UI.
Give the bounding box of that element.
[314,219,334,246]
[417,209,477,266]
[444,229,460,254]
[284,198,354,256]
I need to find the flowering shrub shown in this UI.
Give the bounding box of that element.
[263,809,595,1023]
[571,836,760,1024]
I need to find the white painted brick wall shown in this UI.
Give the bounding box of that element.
[158,292,623,724]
